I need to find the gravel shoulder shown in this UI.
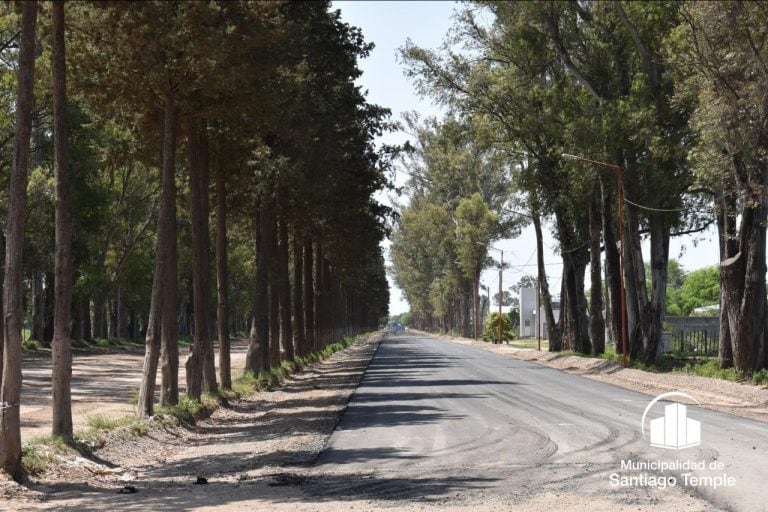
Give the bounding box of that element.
[425,331,768,423]
[0,333,385,511]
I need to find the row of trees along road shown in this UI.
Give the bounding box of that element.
[391,2,768,373]
[0,1,391,480]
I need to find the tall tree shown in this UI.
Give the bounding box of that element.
[0,0,37,480]
[51,0,74,440]
[674,1,768,372]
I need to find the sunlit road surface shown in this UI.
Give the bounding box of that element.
[317,334,768,511]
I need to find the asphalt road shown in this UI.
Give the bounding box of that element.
[317,333,768,511]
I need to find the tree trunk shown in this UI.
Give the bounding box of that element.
[277,217,294,361]
[51,0,73,439]
[721,195,768,372]
[268,215,281,367]
[245,204,272,374]
[198,128,216,393]
[315,243,325,348]
[292,229,306,357]
[31,271,45,342]
[43,271,54,344]
[561,255,591,354]
[93,294,107,339]
[601,179,622,351]
[0,233,4,386]
[717,192,737,368]
[622,203,645,360]
[532,210,561,350]
[115,286,126,338]
[303,237,314,353]
[588,195,605,355]
[185,121,216,398]
[214,158,230,389]
[642,218,670,363]
[472,272,479,340]
[138,93,176,416]
[0,0,37,480]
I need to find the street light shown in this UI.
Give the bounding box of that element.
[562,153,628,368]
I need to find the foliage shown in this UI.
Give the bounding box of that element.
[679,267,719,315]
[481,312,515,343]
[21,436,68,476]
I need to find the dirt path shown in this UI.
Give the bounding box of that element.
[20,340,249,441]
[2,334,385,511]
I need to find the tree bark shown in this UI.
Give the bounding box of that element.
[214,158,231,389]
[245,204,272,374]
[138,92,176,416]
[159,89,179,406]
[268,214,280,367]
[292,229,306,357]
[0,233,4,386]
[721,195,767,372]
[185,121,217,397]
[93,294,107,339]
[115,286,126,338]
[588,194,605,355]
[601,179,622,351]
[472,271,479,340]
[532,210,561,350]
[1,0,37,480]
[717,192,737,368]
[31,271,45,342]
[642,218,670,363]
[303,237,314,353]
[277,216,294,361]
[315,243,325,348]
[51,0,73,440]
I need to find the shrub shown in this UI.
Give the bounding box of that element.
[481,312,515,342]
[21,340,42,351]
[22,436,68,476]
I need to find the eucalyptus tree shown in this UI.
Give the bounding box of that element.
[401,3,574,350]
[402,1,696,360]
[455,194,497,339]
[672,1,768,371]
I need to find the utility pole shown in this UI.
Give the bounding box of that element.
[476,242,505,344]
[498,249,503,345]
[537,277,541,351]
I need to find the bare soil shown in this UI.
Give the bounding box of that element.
[0,334,386,511]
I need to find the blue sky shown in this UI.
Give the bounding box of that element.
[334,1,720,316]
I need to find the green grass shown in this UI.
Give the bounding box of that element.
[507,338,550,351]
[222,333,364,399]
[155,394,220,425]
[21,339,42,352]
[75,413,149,449]
[21,435,69,476]
[553,342,768,388]
[671,358,768,386]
